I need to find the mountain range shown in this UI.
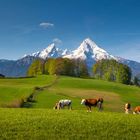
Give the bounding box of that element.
[0,38,140,77]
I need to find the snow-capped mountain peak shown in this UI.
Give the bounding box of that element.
[64,38,116,61]
[24,38,117,64]
[82,38,100,50]
[30,43,63,59]
[1,38,140,77]
[39,43,57,59]
[61,49,71,56]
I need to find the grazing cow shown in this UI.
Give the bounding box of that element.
[81,98,103,112]
[54,99,72,110]
[124,103,131,114]
[133,106,140,114]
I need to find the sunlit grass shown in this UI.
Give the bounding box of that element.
[0,109,140,140]
[0,75,55,106]
[32,76,140,112]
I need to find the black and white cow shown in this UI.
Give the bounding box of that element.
[54,99,72,110]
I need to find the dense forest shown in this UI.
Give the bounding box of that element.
[93,59,132,84]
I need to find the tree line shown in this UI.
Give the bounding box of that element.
[93,59,132,84]
[27,58,88,77]
[27,58,134,85]
[133,74,140,86]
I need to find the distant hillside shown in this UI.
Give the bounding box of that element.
[0,56,36,77]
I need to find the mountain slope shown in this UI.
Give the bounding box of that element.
[64,38,116,60]
[30,43,71,59]
[34,43,62,59]
[64,38,117,68]
[117,57,140,76]
[0,56,36,77]
[0,38,140,77]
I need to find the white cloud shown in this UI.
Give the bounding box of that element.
[52,38,62,45]
[39,22,54,28]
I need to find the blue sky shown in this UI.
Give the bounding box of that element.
[0,0,140,62]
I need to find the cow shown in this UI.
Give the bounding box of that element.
[81,98,103,112]
[124,103,131,114]
[133,106,140,114]
[54,99,72,110]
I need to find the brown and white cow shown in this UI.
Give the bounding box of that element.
[81,98,103,112]
[133,106,140,114]
[124,103,131,114]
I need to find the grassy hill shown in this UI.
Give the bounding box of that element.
[1,75,140,111]
[0,75,140,139]
[0,75,140,112]
[28,76,140,112]
[0,75,55,107]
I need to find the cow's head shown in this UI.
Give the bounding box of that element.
[97,98,103,103]
[133,111,136,114]
[53,102,59,110]
[81,99,86,105]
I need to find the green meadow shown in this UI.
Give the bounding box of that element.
[0,75,140,139]
[0,109,140,140]
[0,75,55,107]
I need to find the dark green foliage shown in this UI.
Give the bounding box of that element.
[27,59,45,76]
[134,76,139,86]
[93,59,132,84]
[74,59,89,77]
[54,58,65,75]
[116,63,132,84]
[0,74,5,78]
[28,58,89,77]
[44,58,75,76]
[44,58,56,75]
[60,58,75,76]
[133,76,140,86]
